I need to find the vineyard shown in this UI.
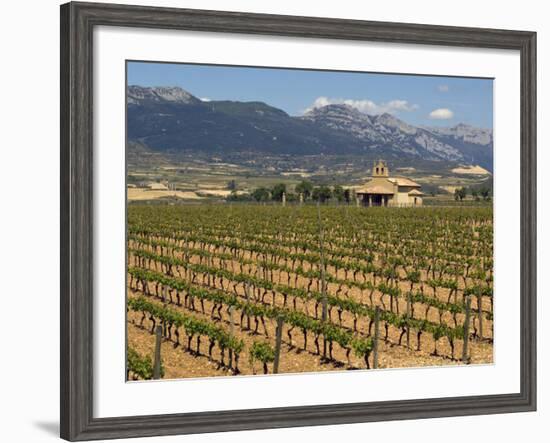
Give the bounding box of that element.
[126,204,493,380]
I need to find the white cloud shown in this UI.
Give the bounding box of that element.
[429,108,454,119]
[304,96,418,115]
[437,85,449,92]
[200,97,211,102]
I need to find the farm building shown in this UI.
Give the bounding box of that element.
[356,160,423,207]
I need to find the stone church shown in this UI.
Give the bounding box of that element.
[355,160,423,207]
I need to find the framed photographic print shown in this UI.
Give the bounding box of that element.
[60,1,537,441]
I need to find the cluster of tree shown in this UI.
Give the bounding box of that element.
[226,180,355,203]
[454,186,491,201]
[312,185,354,203]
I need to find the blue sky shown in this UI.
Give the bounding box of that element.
[127,61,493,128]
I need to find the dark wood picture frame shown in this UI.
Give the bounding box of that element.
[60,1,537,441]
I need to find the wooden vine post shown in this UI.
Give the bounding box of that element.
[273,316,284,374]
[244,283,251,329]
[477,285,483,341]
[373,306,380,369]
[406,293,411,350]
[228,306,235,370]
[317,202,328,359]
[153,325,162,379]
[462,297,472,364]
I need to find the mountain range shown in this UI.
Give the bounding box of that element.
[127,86,493,171]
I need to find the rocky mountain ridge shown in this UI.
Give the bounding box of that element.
[127,86,493,171]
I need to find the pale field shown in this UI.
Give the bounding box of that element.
[451,165,491,175]
[281,172,313,178]
[127,187,248,200]
[395,167,416,172]
[127,188,203,201]
[197,189,233,197]
[439,185,462,194]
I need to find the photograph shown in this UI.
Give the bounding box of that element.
[125,61,494,381]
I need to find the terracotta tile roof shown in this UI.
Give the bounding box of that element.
[387,177,421,187]
[356,185,395,195]
[408,189,424,196]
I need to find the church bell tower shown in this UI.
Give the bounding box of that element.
[372,160,389,177]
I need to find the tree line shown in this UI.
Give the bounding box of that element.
[454,186,492,202]
[227,180,355,203]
